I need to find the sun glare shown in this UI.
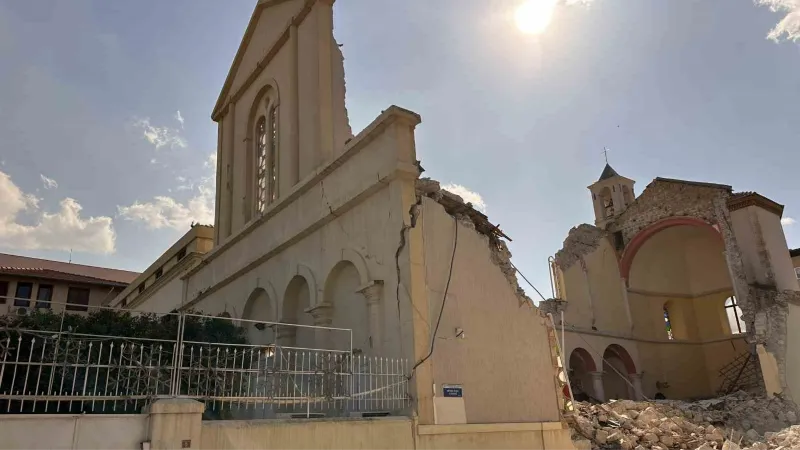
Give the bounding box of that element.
[514,0,558,35]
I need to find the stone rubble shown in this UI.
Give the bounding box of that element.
[568,391,800,450]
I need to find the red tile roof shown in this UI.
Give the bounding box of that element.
[0,253,139,285]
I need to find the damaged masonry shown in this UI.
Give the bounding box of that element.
[547,168,800,448]
[416,177,533,306]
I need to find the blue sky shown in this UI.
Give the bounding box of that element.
[0,0,798,300]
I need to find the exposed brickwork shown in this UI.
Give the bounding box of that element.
[554,224,606,271]
[554,176,796,402]
[610,179,731,245]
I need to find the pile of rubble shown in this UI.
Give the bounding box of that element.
[569,391,800,449]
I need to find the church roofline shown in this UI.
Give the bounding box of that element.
[212,0,314,121]
[653,177,733,192]
[598,163,619,181]
[727,191,784,217]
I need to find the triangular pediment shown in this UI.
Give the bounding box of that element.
[212,0,307,120]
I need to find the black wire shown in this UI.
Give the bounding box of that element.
[509,260,547,301]
[408,217,458,379]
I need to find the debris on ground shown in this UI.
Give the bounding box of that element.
[568,391,800,449]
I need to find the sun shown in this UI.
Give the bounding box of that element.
[514,0,558,35]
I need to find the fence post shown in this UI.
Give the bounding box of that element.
[145,398,204,450]
[170,313,186,397]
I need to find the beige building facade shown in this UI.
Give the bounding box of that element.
[110,224,213,312]
[0,253,137,316]
[546,164,800,404]
[120,0,572,438]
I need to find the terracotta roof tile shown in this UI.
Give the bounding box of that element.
[0,267,130,287]
[0,253,139,284]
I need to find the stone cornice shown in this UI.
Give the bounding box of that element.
[727,192,784,217]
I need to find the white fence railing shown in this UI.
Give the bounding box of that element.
[0,302,410,417]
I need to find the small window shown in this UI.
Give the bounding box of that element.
[177,247,187,261]
[795,267,800,280]
[138,284,145,294]
[36,284,53,309]
[14,282,33,307]
[725,296,746,334]
[663,305,674,340]
[65,287,90,312]
[0,281,8,304]
[155,267,163,280]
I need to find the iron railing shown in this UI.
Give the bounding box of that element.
[0,300,410,417]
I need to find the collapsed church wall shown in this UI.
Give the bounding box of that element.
[553,172,799,405]
[416,194,561,424]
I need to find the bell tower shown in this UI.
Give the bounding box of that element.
[588,163,636,228]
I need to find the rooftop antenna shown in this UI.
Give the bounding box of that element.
[602,147,610,164]
[68,249,72,264]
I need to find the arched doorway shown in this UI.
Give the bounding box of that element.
[603,344,636,400]
[323,261,369,353]
[242,288,276,345]
[282,275,315,348]
[569,348,598,400]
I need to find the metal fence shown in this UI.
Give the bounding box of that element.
[0,301,410,417]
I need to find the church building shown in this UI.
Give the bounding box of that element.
[113,1,577,446]
[546,164,800,404]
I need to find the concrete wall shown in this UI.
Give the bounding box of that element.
[0,398,576,450]
[202,417,577,450]
[202,417,414,449]
[420,198,560,424]
[0,414,146,450]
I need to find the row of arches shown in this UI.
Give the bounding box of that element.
[237,249,381,355]
[568,345,641,402]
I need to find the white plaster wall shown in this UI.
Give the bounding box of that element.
[755,208,799,291]
[420,198,561,424]
[0,414,146,450]
[731,207,769,286]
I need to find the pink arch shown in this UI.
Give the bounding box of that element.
[603,344,637,375]
[569,348,597,372]
[619,216,722,282]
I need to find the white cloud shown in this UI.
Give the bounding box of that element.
[40,174,58,189]
[758,0,800,41]
[131,117,187,150]
[117,153,216,230]
[781,217,796,226]
[442,183,487,213]
[0,170,115,254]
[174,110,185,128]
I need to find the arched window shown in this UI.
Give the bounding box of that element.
[600,187,614,218]
[725,296,745,334]
[268,105,279,204]
[663,305,674,340]
[255,116,268,213]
